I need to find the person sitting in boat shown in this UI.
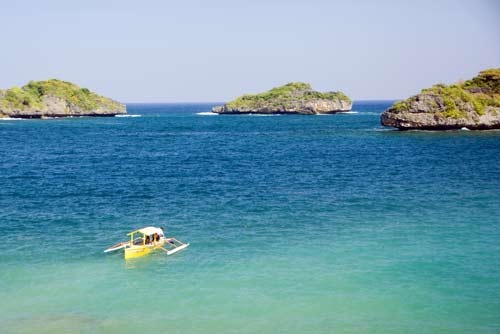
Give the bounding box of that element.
[145,235,151,244]
[154,233,160,242]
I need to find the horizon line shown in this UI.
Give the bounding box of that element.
[123,99,400,104]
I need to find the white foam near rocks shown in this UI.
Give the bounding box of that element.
[196,112,218,116]
[115,114,141,117]
[244,114,281,116]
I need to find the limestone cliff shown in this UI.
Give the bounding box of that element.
[381,69,500,130]
[212,82,352,115]
[0,79,126,118]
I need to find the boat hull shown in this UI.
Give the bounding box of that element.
[124,241,165,260]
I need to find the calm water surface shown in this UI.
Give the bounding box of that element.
[0,102,499,333]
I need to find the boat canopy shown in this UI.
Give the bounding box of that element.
[127,226,163,236]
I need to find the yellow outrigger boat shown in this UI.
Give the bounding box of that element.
[104,226,189,260]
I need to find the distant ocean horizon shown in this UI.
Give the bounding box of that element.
[122,100,399,105]
[1,101,499,334]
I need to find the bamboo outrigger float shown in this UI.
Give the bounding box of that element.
[104,226,189,259]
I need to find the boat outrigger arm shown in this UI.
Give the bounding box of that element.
[158,237,189,255]
[104,226,189,259]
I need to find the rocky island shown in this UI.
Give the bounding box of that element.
[212,82,352,115]
[381,69,500,130]
[0,79,126,118]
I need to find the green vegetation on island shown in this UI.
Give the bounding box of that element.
[213,82,352,114]
[382,68,500,130]
[226,82,351,110]
[0,79,125,118]
[391,69,500,118]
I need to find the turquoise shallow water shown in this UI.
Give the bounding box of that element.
[0,102,499,333]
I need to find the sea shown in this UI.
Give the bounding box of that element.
[0,102,499,334]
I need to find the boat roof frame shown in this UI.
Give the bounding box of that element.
[127,226,162,236]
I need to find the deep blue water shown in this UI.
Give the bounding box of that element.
[0,102,499,334]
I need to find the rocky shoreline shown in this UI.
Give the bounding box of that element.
[212,82,352,115]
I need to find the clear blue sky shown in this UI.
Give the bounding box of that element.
[1,0,499,102]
